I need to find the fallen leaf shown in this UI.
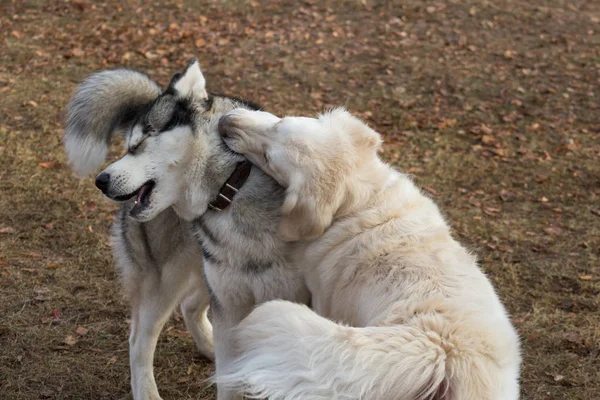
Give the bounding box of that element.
[0,227,15,234]
[543,227,562,236]
[64,335,78,346]
[75,326,89,335]
[554,375,564,382]
[47,264,64,270]
[489,148,508,157]
[539,197,549,203]
[499,189,515,202]
[565,332,580,343]
[579,275,593,281]
[195,38,206,48]
[480,124,493,135]
[38,162,55,168]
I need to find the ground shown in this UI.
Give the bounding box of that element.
[0,0,599,399]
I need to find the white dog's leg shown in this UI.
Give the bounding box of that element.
[181,280,214,361]
[128,267,194,400]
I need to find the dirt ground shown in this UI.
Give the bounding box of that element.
[1,0,599,399]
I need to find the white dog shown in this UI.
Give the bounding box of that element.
[217,108,522,400]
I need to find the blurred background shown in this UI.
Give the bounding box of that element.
[0,0,599,399]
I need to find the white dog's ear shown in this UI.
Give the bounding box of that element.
[328,108,382,151]
[277,174,336,242]
[172,59,208,99]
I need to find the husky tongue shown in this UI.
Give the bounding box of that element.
[135,182,153,205]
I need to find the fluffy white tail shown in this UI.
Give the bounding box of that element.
[216,300,454,400]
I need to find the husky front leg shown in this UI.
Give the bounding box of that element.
[180,275,214,361]
[211,299,252,400]
[128,264,196,400]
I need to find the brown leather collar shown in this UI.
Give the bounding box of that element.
[208,160,252,212]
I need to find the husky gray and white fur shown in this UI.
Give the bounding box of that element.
[64,60,309,400]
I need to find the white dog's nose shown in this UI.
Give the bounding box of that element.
[218,114,234,138]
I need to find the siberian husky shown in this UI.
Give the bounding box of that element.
[64,61,309,400]
[216,108,522,400]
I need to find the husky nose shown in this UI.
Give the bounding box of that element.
[95,172,110,193]
[218,115,232,138]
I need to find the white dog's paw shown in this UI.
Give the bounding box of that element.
[218,109,280,142]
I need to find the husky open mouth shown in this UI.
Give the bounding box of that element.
[113,180,156,214]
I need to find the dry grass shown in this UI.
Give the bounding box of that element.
[1,0,599,399]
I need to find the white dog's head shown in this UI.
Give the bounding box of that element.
[219,108,382,241]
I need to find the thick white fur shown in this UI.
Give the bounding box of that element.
[218,108,522,399]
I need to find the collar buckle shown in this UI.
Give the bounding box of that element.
[208,160,252,212]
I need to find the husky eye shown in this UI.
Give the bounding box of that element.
[128,135,148,153]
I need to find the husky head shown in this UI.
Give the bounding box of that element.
[65,60,258,221]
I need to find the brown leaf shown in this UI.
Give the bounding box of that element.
[543,227,562,236]
[481,135,495,145]
[480,124,493,135]
[75,326,89,335]
[565,332,580,343]
[71,48,85,57]
[195,38,206,48]
[46,264,64,270]
[11,31,21,39]
[499,189,515,202]
[489,148,508,157]
[38,162,55,168]
[579,275,593,281]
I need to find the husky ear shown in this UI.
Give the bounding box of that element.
[64,70,160,176]
[277,173,336,242]
[172,60,208,99]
